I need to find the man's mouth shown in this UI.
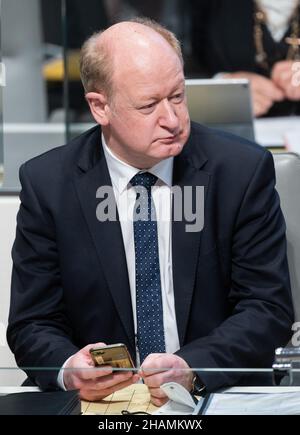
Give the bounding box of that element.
[158,134,180,144]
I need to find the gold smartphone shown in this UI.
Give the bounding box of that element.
[89,343,134,369]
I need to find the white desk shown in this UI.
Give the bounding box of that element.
[255,116,300,149]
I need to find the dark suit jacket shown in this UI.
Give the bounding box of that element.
[189,0,300,117]
[7,122,293,392]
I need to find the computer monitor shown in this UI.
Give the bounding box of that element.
[185,78,255,141]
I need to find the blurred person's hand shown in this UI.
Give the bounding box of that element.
[63,342,140,401]
[271,60,300,101]
[139,353,194,407]
[223,71,284,117]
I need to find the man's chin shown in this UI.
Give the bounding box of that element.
[161,142,184,157]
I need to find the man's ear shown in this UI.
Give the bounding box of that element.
[85,92,110,126]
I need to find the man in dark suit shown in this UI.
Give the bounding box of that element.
[7,18,293,406]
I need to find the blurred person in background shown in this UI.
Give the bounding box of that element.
[190,0,300,117]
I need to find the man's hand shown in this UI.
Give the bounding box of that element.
[63,343,140,401]
[224,71,284,117]
[139,354,194,407]
[271,60,300,101]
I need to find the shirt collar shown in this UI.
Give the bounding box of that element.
[102,133,173,193]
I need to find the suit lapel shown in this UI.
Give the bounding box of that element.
[172,128,210,345]
[73,129,135,348]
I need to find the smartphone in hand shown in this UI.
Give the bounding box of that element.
[89,343,134,369]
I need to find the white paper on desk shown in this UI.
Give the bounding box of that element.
[203,392,300,415]
[254,116,300,147]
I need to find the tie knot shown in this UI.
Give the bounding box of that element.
[130,172,158,190]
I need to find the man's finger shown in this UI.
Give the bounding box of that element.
[75,372,138,392]
[93,370,135,390]
[150,396,169,407]
[252,77,284,100]
[140,367,165,378]
[148,386,168,400]
[285,88,300,101]
[142,372,168,388]
[83,342,107,353]
[81,374,140,401]
[79,365,113,380]
[253,94,273,116]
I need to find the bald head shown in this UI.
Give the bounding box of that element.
[101,20,182,59]
[80,19,183,99]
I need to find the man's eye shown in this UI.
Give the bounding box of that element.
[142,103,156,110]
[170,93,184,103]
[139,102,157,113]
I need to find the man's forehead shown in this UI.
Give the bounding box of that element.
[116,72,185,104]
[102,21,166,44]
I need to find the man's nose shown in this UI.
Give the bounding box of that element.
[158,99,179,130]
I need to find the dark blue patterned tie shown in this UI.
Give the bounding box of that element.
[131,172,166,364]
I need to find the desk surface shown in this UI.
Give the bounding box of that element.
[254,116,300,148]
[2,385,300,415]
[81,384,158,415]
[81,384,300,416]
